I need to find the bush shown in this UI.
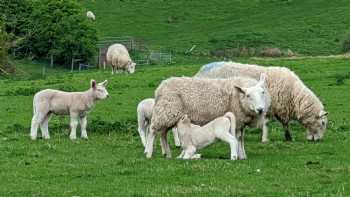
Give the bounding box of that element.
[21,0,97,66]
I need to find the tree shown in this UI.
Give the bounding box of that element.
[0,19,10,74]
[24,0,97,67]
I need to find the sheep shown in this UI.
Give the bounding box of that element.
[137,98,180,147]
[86,11,96,21]
[195,61,328,142]
[105,44,136,74]
[144,75,270,159]
[176,112,238,160]
[30,80,109,140]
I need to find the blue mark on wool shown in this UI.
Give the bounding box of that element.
[198,61,226,74]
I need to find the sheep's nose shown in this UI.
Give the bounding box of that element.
[257,108,263,115]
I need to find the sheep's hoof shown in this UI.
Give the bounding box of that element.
[261,139,269,143]
[81,136,89,140]
[69,136,77,140]
[43,136,50,140]
[30,136,37,140]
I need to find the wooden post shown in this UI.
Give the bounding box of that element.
[71,57,74,72]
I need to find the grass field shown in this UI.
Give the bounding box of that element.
[0,57,350,196]
[83,0,350,55]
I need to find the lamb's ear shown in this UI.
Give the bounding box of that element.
[234,86,246,95]
[319,111,328,118]
[91,79,96,89]
[99,80,108,87]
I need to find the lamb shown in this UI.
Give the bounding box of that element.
[144,75,270,159]
[86,11,96,20]
[195,61,328,142]
[30,80,109,140]
[176,112,238,160]
[137,98,180,147]
[105,44,136,74]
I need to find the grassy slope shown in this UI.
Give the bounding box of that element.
[83,0,350,55]
[0,58,350,196]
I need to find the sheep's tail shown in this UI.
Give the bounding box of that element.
[224,112,236,136]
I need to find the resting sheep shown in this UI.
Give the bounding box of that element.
[176,112,238,160]
[195,61,328,142]
[137,98,181,147]
[86,11,96,20]
[30,80,109,140]
[144,75,270,159]
[105,44,136,74]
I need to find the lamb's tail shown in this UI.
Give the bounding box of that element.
[224,112,236,136]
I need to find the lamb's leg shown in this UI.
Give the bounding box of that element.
[80,116,88,139]
[177,150,185,159]
[137,117,147,147]
[30,113,45,140]
[191,154,201,159]
[172,127,181,147]
[236,129,247,160]
[40,113,52,140]
[145,126,157,158]
[69,114,79,140]
[217,132,238,160]
[111,66,114,75]
[283,123,292,141]
[160,130,171,158]
[182,146,196,160]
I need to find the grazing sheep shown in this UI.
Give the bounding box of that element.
[195,62,328,142]
[86,11,96,20]
[105,44,136,74]
[30,80,109,140]
[176,112,238,160]
[137,98,180,147]
[144,75,270,159]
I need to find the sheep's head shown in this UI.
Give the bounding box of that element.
[127,61,136,74]
[91,79,109,100]
[235,74,270,116]
[306,110,328,141]
[177,114,191,130]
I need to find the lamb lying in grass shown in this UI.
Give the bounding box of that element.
[176,112,238,160]
[30,80,109,140]
[137,98,180,147]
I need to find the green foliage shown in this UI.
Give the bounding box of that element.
[82,0,350,55]
[23,0,97,66]
[0,19,9,70]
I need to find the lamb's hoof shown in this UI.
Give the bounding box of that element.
[30,136,37,140]
[43,136,50,140]
[230,156,238,160]
[81,136,89,140]
[69,136,77,140]
[261,139,269,143]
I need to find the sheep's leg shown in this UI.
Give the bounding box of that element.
[236,129,246,160]
[111,66,114,75]
[69,114,79,140]
[283,123,292,141]
[191,154,201,159]
[80,116,88,139]
[40,113,52,140]
[30,113,45,140]
[261,117,269,143]
[217,132,238,160]
[160,130,171,158]
[145,126,157,158]
[172,127,181,147]
[241,130,247,159]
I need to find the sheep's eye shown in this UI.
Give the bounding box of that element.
[262,91,265,94]
[246,94,250,98]
[321,121,325,126]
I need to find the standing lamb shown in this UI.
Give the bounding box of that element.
[176,112,238,160]
[195,62,328,142]
[144,75,270,159]
[137,98,181,147]
[86,11,96,20]
[105,44,136,74]
[30,80,109,140]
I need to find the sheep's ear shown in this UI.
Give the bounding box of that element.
[91,79,97,89]
[319,111,328,118]
[99,80,108,87]
[235,86,246,95]
[258,73,267,86]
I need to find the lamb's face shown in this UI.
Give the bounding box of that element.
[177,115,191,130]
[236,74,269,116]
[306,111,328,141]
[91,80,109,100]
[127,62,136,74]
